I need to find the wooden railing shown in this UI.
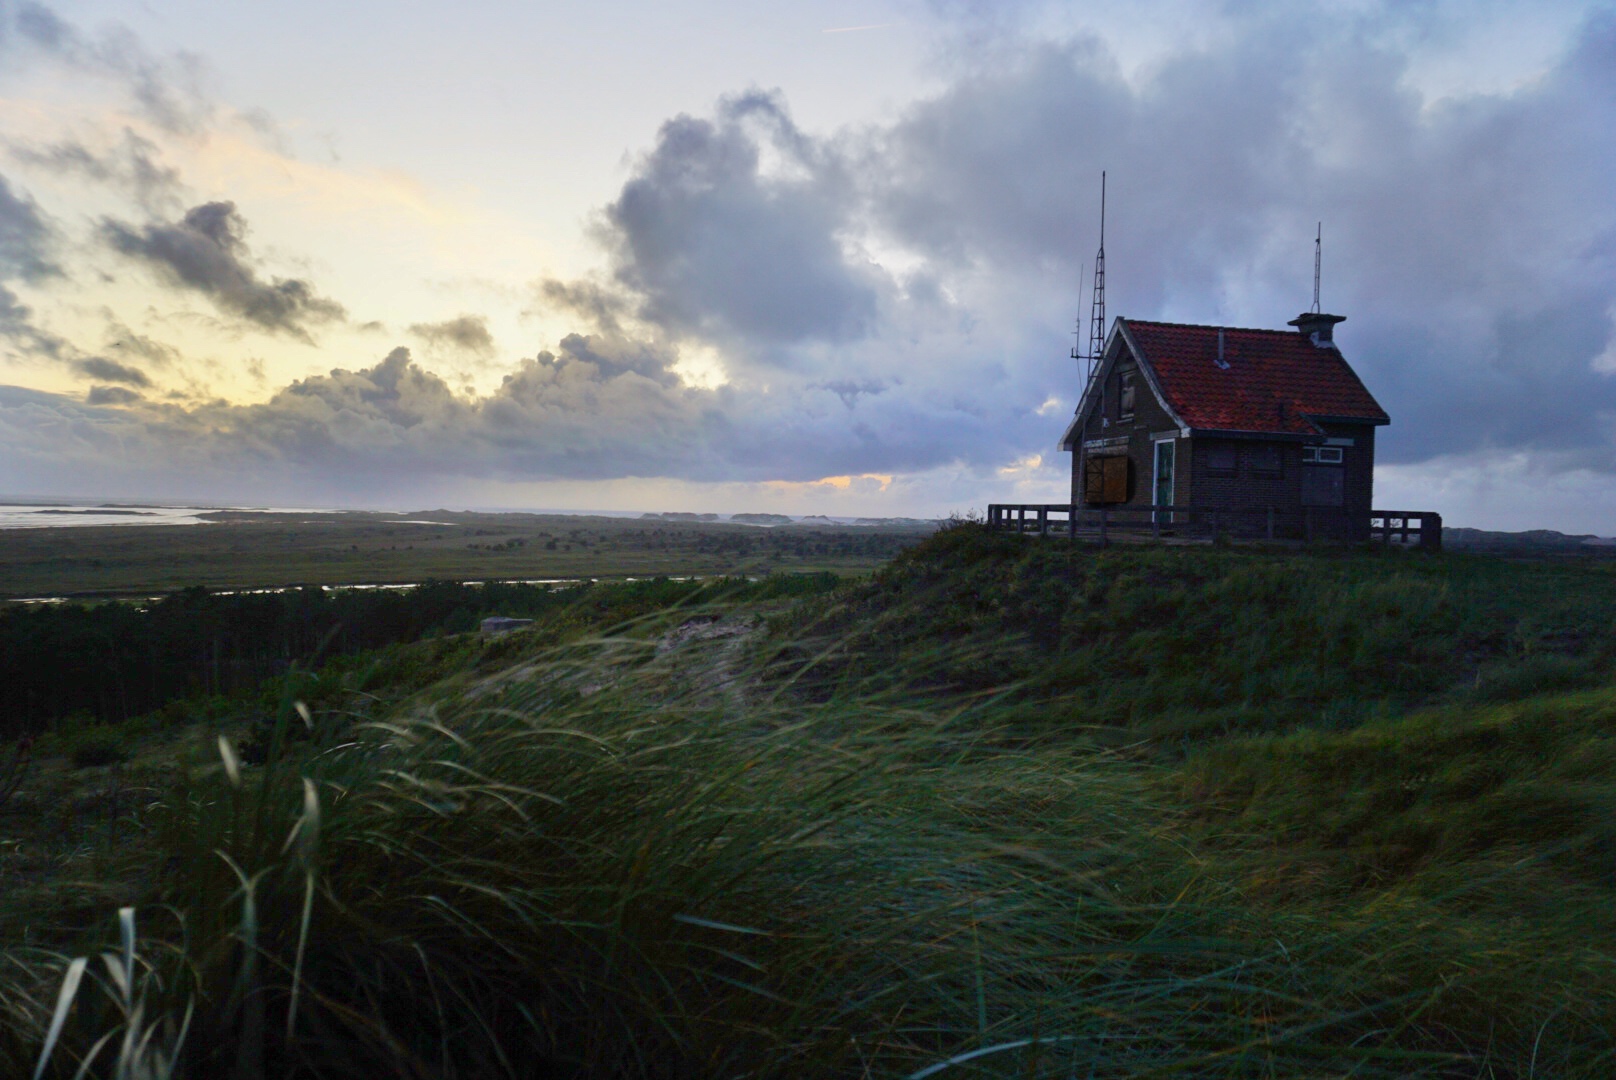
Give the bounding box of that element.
[1369,511,1443,551]
[986,504,1442,550]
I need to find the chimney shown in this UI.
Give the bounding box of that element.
[1288,311,1346,348]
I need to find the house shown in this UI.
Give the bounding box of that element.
[1057,312,1389,540]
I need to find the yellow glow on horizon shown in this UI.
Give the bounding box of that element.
[764,472,894,492]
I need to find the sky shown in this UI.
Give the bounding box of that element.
[0,0,1614,529]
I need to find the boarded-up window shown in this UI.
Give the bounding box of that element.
[1301,465,1345,506]
[1204,445,1237,473]
[1084,454,1132,504]
[1248,444,1282,473]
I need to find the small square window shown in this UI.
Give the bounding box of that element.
[1204,445,1237,473]
[1248,445,1282,473]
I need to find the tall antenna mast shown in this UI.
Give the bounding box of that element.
[1311,221,1322,314]
[1085,171,1107,381]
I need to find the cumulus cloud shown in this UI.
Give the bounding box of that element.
[101,201,346,339]
[72,356,150,386]
[407,314,495,356]
[599,90,883,351]
[0,328,1042,502]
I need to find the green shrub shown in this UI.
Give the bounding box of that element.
[65,729,128,769]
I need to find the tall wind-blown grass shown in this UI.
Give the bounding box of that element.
[0,620,1484,1079]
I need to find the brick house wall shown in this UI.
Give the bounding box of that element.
[1070,356,1186,512]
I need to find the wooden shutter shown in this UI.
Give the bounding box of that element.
[1085,453,1134,505]
[1102,456,1130,503]
[1084,455,1108,503]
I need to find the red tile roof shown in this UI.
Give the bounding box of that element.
[1123,319,1388,435]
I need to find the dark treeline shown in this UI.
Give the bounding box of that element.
[0,575,834,739]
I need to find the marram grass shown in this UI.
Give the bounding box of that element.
[5,538,1616,1077]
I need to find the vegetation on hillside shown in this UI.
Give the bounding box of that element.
[0,574,843,739]
[2,525,1614,1077]
[786,523,1616,737]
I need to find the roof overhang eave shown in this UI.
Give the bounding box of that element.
[1305,413,1391,427]
[1182,428,1315,442]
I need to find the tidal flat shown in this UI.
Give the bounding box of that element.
[0,509,935,599]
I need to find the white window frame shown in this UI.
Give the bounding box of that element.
[1303,446,1344,464]
[1152,437,1176,523]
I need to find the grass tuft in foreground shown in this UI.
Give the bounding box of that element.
[0,625,1502,1077]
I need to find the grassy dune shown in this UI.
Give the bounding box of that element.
[3,525,1615,1077]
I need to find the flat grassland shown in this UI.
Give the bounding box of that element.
[0,510,933,597]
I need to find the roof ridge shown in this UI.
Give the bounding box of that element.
[1122,318,1305,336]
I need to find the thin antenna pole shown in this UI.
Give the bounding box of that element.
[1312,221,1322,314]
[1070,261,1086,363]
[1086,171,1107,381]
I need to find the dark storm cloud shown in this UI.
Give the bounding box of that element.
[7,2,211,135]
[531,278,629,335]
[514,10,1616,493]
[0,172,68,358]
[85,384,140,405]
[0,284,66,358]
[102,322,180,368]
[10,129,184,212]
[407,314,495,356]
[600,90,882,349]
[102,201,346,339]
[846,15,1616,471]
[72,356,150,386]
[815,378,888,409]
[0,173,57,282]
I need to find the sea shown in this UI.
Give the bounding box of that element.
[0,500,938,530]
[0,501,312,529]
